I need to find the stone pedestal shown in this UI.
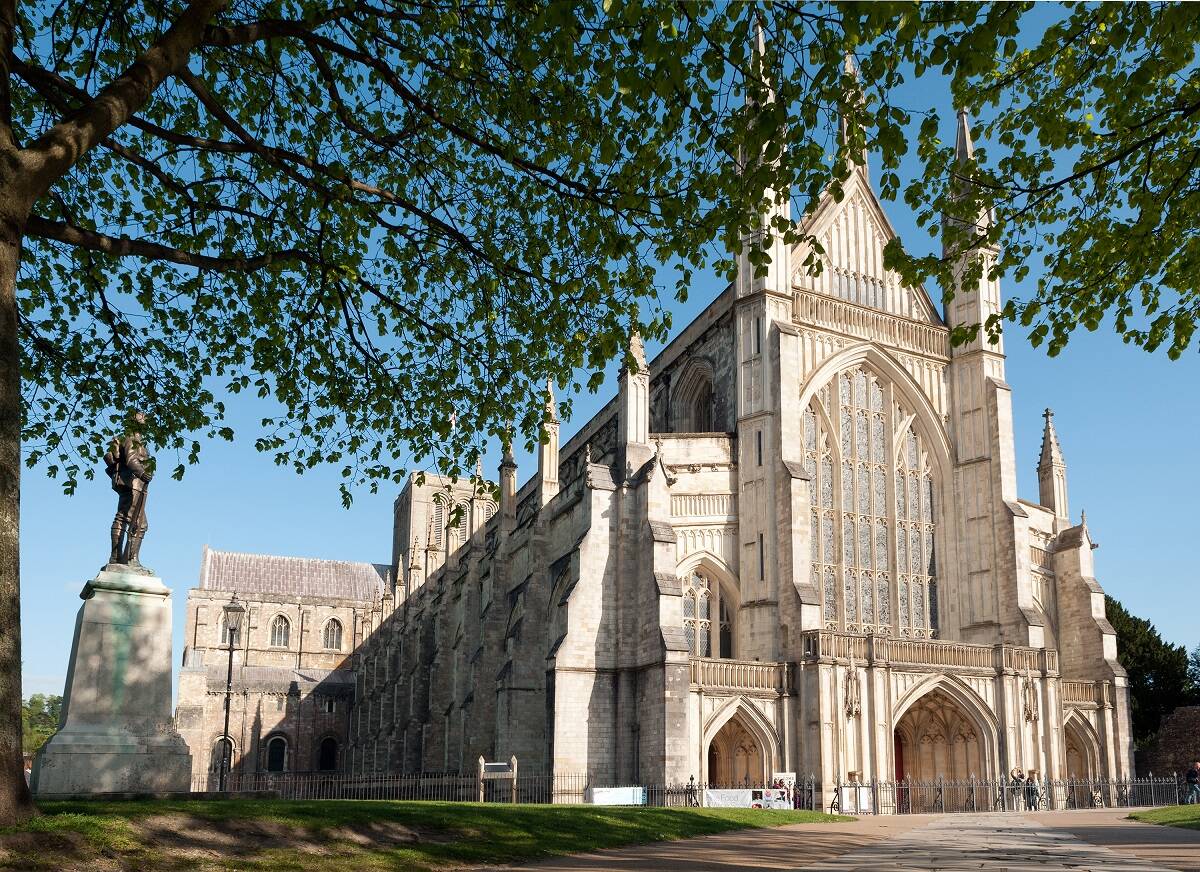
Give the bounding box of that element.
[32,569,192,795]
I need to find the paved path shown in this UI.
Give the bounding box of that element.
[508,809,1200,871]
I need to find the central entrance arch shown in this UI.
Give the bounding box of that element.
[893,687,990,782]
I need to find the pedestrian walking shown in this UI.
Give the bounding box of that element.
[1186,762,1200,805]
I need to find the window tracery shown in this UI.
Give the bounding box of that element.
[802,365,939,637]
[270,614,291,648]
[322,618,343,651]
[681,568,734,658]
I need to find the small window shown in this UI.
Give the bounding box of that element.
[756,430,763,467]
[755,317,763,354]
[220,615,240,648]
[270,615,291,647]
[758,533,765,581]
[265,735,287,772]
[322,618,343,651]
[323,697,335,715]
[318,737,338,771]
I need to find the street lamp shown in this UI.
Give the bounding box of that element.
[218,593,245,792]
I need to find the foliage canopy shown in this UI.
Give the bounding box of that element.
[1,0,1198,824]
[6,1,1198,498]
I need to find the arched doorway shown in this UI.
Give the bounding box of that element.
[893,688,988,782]
[1064,716,1099,779]
[265,735,288,772]
[706,712,769,787]
[318,737,339,772]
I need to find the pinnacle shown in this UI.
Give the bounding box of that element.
[955,107,976,165]
[1038,406,1065,470]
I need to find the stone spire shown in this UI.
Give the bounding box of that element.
[954,107,976,164]
[736,18,792,300]
[945,108,994,246]
[539,380,560,505]
[839,52,868,178]
[1038,408,1069,520]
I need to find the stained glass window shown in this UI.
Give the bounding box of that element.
[805,365,939,637]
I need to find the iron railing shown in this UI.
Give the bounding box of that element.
[829,774,1186,815]
[189,771,821,808]
[191,771,1184,814]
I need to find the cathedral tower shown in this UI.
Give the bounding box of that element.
[733,22,797,660]
[943,109,1038,646]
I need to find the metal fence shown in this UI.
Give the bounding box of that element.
[191,771,1186,815]
[190,771,821,808]
[830,774,1187,815]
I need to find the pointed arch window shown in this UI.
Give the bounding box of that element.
[322,618,343,651]
[674,360,717,433]
[802,364,938,637]
[681,568,735,658]
[270,614,291,648]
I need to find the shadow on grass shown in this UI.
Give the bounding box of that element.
[2,800,848,871]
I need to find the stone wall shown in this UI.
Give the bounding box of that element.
[1138,706,1200,777]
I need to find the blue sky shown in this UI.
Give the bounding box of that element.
[18,65,1200,701]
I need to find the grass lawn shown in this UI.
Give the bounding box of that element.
[0,799,852,871]
[1130,804,1200,831]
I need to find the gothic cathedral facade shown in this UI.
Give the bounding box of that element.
[344,110,1134,793]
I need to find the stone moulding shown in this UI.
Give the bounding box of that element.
[799,629,1060,676]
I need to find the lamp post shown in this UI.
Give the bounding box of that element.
[219,593,245,792]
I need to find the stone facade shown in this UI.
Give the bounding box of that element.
[174,548,388,784]
[346,109,1134,793]
[176,112,1135,798]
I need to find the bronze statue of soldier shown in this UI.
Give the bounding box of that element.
[104,411,154,573]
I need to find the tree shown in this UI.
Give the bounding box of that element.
[1190,644,1200,692]
[19,695,60,756]
[1,0,1196,824]
[1105,596,1199,748]
[893,2,1200,358]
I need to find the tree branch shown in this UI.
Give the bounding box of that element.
[22,0,228,202]
[26,215,312,272]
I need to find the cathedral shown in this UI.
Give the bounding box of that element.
[176,108,1133,798]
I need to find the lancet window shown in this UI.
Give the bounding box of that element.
[802,365,939,637]
[681,568,734,658]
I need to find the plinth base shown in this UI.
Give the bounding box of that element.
[32,569,192,796]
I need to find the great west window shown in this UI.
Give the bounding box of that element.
[802,365,938,637]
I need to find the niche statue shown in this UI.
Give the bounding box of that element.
[104,411,154,574]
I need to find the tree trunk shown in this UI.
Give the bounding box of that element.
[0,225,33,824]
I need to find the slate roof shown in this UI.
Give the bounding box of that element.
[203,664,356,693]
[199,547,388,602]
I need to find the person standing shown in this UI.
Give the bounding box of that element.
[1186,762,1200,804]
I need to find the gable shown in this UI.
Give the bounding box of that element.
[791,168,942,325]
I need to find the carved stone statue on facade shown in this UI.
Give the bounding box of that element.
[104,411,154,574]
